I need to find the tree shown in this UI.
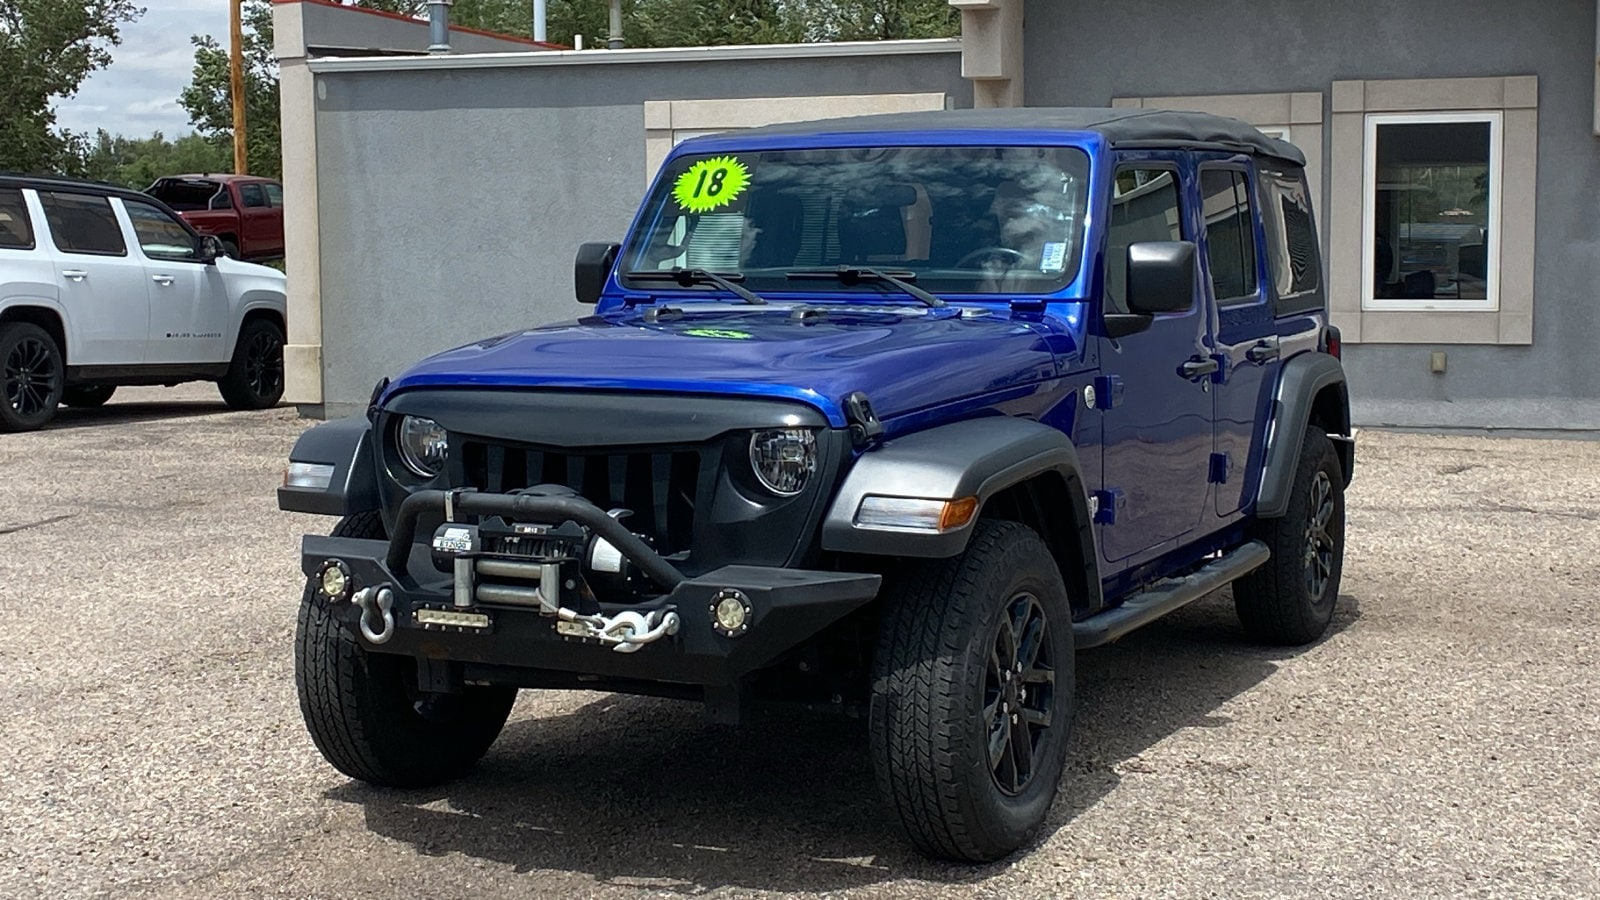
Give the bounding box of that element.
[76,130,231,188]
[178,0,279,177]
[0,0,143,175]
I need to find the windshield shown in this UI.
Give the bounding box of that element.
[623,145,1091,297]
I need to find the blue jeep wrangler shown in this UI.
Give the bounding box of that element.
[279,108,1352,862]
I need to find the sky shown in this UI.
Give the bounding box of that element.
[53,0,231,139]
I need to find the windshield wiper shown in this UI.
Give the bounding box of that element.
[785,266,944,308]
[625,268,767,306]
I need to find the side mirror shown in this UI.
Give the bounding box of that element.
[574,241,621,305]
[199,234,225,263]
[1125,240,1197,315]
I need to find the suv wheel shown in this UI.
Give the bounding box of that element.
[218,318,284,410]
[0,322,64,432]
[62,384,116,408]
[869,519,1075,862]
[295,512,517,787]
[1233,426,1346,645]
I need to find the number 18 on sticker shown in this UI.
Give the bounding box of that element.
[673,156,751,213]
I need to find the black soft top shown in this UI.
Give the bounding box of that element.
[736,107,1306,167]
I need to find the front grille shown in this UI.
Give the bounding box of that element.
[459,442,701,556]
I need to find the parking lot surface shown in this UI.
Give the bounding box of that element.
[1,385,1597,899]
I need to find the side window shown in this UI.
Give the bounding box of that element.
[124,201,199,261]
[0,188,36,249]
[1257,166,1322,314]
[1105,167,1183,314]
[1199,168,1260,304]
[239,184,268,209]
[262,183,283,207]
[38,192,127,256]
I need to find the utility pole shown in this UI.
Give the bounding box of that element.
[229,0,248,173]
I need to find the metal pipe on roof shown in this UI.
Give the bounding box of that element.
[533,0,546,43]
[608,0,623,49]
[427,0,452,54]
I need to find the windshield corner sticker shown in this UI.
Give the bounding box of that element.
[673,156,751,214]
[1040,242,1068,273]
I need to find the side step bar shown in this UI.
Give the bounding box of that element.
[1073,540,1270,649]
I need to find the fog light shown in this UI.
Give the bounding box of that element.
[318,558,353,602]
[710,589,751,637]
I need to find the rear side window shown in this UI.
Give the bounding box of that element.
[38,192,127,256]
[0,189,35,249]
[1257,166,1322,314]
[240,184,268,208]
[1199,168,1260,304]
[1104,167,1183,314]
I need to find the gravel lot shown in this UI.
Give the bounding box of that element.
[1,384,1597,899]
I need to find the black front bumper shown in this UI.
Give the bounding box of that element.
[302,490,880,687]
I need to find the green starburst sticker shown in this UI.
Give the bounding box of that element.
[672,156,751,213]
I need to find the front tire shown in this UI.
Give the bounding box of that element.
[295,513,517,787]
[0,321,64,432]
[218,318,284,410]
[869,520,1075,862]
[1233,425,1346,645]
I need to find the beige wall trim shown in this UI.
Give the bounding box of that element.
[642,93,948,183]
[950,0,1023,108]
[1329,76,1537,345]
[1111,92,1325,234]
[305,38,960,73]
[275,3,324,405]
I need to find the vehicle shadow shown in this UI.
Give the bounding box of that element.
[329,591,1362,893]
[43,399,247,431]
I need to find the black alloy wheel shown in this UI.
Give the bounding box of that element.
[984,591,1056,796]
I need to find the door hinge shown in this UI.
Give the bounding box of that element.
[1208,452,1231,484]
[1092,488,1124,524]
[1090,375,1124,410]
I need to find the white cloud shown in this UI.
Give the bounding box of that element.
[53,0,232,138]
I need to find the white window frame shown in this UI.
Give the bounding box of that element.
[1361,111,1503,313]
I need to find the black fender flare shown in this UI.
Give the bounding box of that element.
[276,415,380,517]
[821,417,1101,607]
[1255,352,1352,519]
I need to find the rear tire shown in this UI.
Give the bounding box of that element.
[869,520,1075,862]
[218,317,284,410]
[1233,425,1346,645]
[0,322,64,432]
[295,513,517,787]
[62,384,116,408]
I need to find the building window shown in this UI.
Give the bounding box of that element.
[1363,113,1500,312]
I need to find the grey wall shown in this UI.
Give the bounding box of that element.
[1026,0,1600,429]
[313,53,969,415]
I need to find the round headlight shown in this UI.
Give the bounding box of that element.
[396,415,448,478]
[748,429,817,496]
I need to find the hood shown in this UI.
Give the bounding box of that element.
[215,255,286,293]
[384,305,1076,426]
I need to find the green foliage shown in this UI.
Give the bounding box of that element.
[178,0,279,177]
[76,130,231,188]
[0,0,143,175]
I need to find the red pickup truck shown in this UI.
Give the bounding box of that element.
[145,174,285,261]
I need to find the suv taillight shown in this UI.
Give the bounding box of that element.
[1323,325,1342,360]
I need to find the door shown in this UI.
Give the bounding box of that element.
[237,182,277,257]
[35,190,149,366]
[1197,162,1279,516]
[120,198,229,364]
[259,182,286,257]
[1097,157,1217,562]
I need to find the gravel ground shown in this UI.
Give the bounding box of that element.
[1,384,1597,899]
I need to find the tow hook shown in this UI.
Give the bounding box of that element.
[353,586,395,645]
[556,606,680,653]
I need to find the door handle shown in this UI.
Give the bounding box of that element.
[151,274,175,286]
[1179,357,1220,380]
[61,269,88,281]
[1246,338,1281,364]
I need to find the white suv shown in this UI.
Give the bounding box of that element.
[0,175,288,432]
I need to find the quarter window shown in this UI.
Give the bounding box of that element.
[263,183,283,207]
[124,200,199,260]
[1363,113,1499,311]
[0,189,35,249]
[38,192,126,256]
[240,183,268,208]
[1104,167,1182,315]
[1257,166,1321,313]
[1199,168,1260,304]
